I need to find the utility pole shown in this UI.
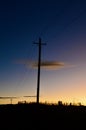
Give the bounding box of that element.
[34,38,46,104]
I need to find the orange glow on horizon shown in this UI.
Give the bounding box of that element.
[0,95,86,106]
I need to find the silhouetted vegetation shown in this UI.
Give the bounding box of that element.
[0,102,86,129]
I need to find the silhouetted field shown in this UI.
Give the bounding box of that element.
[0,103,86,129]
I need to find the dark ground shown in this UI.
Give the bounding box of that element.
[0,103,86,129]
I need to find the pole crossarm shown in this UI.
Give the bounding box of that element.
[33,38,46,45]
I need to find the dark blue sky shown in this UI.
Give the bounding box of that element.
[0,0,86,104]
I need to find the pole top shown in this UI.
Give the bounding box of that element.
[33,37,46,45]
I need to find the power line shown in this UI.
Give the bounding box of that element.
[40,5,86,39]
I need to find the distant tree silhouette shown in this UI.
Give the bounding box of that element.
[58,101,63,106]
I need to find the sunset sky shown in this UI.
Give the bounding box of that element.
[0,0,86,105]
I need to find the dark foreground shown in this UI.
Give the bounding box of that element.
[0,103,86,129]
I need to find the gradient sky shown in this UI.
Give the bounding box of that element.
[0,0,86,104]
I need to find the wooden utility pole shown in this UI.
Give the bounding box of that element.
[34,38,46,104]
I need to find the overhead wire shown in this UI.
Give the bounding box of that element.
[40,3,86,40]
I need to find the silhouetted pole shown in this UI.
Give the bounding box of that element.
[34,38,46,104]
